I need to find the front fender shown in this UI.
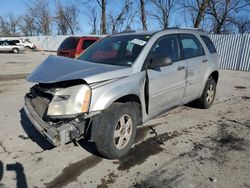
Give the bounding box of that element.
[89,72,145,112]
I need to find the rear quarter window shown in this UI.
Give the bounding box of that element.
[58,37,79,50]
[200,35,217,54]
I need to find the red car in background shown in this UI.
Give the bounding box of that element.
[57,36,100,58]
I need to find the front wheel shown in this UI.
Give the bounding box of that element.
[93,102,137,159]
[25,46,32,51]
[198,78,216,109]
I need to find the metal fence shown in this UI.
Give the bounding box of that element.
[210,34,250,71]
[1,34,250,71]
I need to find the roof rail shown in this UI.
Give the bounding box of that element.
[178,27,204,31]
[166,27,180,29]
[160,27,204,32]
[117,30,136,34]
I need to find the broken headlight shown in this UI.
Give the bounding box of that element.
[47,84,91,116]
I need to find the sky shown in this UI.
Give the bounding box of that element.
[0,0,172,34]
[0,0,250,35]
[0,0,26,15]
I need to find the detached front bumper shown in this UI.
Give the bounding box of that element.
[24,95,83,146]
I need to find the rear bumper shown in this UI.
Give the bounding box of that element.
[24,95,81,146]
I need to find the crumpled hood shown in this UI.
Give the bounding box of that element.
[27,55,132,84]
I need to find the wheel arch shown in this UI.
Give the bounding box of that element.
[114,94,143,126]
[89,93,143,142]
[199,70,219,98]
[209,70,219,84]
[12,48,19,53]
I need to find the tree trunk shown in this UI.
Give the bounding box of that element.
[140,0,147,31]
[194,0,209,28]
[101,0,107,34]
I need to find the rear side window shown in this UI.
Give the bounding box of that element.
[200,35,217,54]
[180,34,205,59]
[12,40,20,44]
[7,41,16,45]
[58,37,79,50]
[82,40,97,50]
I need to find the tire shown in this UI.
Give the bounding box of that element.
[93,102,137,159]
[12,48,19,54]
[198,78,216,109]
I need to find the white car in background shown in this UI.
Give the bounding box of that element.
[0,40,25,53]
[11,39,36,50]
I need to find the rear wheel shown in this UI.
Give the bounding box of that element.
[12,48,19,54]
[198,78,216,109]
[93,102,137,159]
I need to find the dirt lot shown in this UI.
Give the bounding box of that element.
[0,52,249,188]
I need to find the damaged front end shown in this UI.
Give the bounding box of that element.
[24,80,92,146]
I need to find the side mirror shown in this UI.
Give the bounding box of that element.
[148,57,173,69]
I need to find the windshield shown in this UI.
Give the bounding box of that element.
[78,34,151,66]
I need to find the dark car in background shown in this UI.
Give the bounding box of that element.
[57,36,100,58]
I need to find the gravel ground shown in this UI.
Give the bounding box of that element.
[0,52,249,188]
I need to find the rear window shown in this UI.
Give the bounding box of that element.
[200,35,217,54]
[58,37,79,50]
[82,40,97,50]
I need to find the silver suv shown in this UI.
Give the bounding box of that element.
[24,28,219,159]
[0,40,25,53]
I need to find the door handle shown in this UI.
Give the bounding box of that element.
[202,59,208,63]
[177,66,185,71]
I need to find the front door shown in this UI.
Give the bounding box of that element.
[147,35,187,117]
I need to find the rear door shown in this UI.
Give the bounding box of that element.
[147,34,187,117]
[179,34,209,103]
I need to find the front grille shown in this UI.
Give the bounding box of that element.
[28,85,54,120]
[31,96,50,119]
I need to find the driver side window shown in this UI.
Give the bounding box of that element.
[151,35,180,63]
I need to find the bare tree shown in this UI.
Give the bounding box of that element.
[149,0,177,29]
[26,0,52,35]
[0,13,22,37]
[19,14,37,36]
[108,0,132,34]
[86,7,99,34]
[96,0,107,34]
[7,13,21,36]
[0,16,10,37]
[233,16,250,34]
[125,9,139,30]
[140,0,147,30]
[208,0,250,34]
[55,1,80,35]
[182,0,211,28]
